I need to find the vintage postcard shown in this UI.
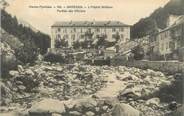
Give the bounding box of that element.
[0,0,184,116]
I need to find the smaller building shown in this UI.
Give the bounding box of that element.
[149,15,184,60]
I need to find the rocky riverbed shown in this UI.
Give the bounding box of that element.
[0,62,183,116]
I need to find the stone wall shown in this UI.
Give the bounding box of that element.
[112,58,184,74]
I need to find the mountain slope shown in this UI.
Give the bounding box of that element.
[1,9,51,54]
[131,0,184,39]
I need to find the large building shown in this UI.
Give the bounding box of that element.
[51,21,131,48]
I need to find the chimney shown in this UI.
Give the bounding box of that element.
[167,15,179,27]
[92,19,95,25]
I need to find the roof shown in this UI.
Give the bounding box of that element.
[159,15,184,33]
[51,21,130,27]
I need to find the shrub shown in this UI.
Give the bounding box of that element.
[131,45,144,60]
[1,52,18,78]
[44,52,65,63]
[15,43,38,64]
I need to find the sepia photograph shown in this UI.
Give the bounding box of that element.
[0,0,184,116]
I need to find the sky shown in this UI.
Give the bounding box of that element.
[6,0,170,34]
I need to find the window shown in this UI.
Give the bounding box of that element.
[166,42,169,50]
[120,28,124,32]
[120,34,124,38]
[96,28,100,32]
[126,38,129,42]
[72,34,75,40]
[88,28,91,32]
[57,34,61,39]
[58,28,61,32]
[63,28,67,33]
[161,43,164,51]
[169,41,175,50]
[73,28,76,32]
[112,28,116,32]
[112,34,116,38]
[63,34,69,39]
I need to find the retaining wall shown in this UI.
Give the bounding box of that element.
[112,58,184,74]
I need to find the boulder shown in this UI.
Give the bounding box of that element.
[17,65,24,73]
[111,103,140,116]
[9,70,19,77]
[74,98,97,111]
[25,69,34,76]
[29,98,66,115]
[68,111,81,116]
[118,88,141,100]
[146,98,160,107]
[13,75,39,92]
[102,97,119,107]
[168,101,177,111]
[17,85,26,91]
[166,105,184,116]
[85,111,95,116]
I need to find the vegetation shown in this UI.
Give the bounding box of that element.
[131,0,184,39]
[131,45,144,60]
[55,38,68,48]
[44,52,65,63]
[1,9,51,54]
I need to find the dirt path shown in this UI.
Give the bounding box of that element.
[95,72,126,98]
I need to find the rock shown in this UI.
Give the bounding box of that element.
[64,99,77,109]
[118,88,141,100]
[102,97,119,107]
[0,106,11,112]
[15,81,23,85]
[141,88,151,97]
[101,113,111,116]
[0,111,20,116]
[170,105,184,116]
[29,98,66,115]
[14,75,39,92]
[85,111,95,116]
[102,105,108,111]
[54,74,66,81]
[17,85,26,91]
[52,113,61,116]
[0,82,12,105]
[146,98,160,106]
[95,107,100,112]
[68,111,81,116]
[17,65,24,72]
[74,98,97,110]
[111,103,140,116]
[25,69,34,75]
[9,70,19,77]
[168,101,177,111]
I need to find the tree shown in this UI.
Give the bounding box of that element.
[73,40,81,49]
[55,38,68,48]
[0,0,9,10]
[131,45,144,60]
[95,34,107,48]
[15,38,38,64]
[113,32,120,42]
[1,9,51,55]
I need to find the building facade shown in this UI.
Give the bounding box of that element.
[149,15,184,60]
[51,21,130,48]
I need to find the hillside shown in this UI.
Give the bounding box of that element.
[0,28,20,76]
[131,0,184,39]
[1,9,51,54]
